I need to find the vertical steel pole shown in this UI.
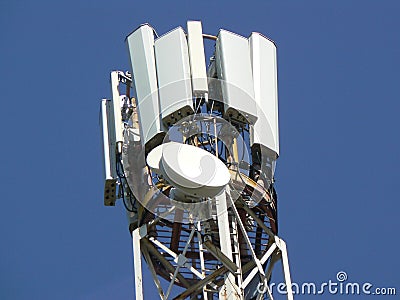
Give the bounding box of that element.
[216,190,240,299]
[132,228,144,300]
[275,237,294,300]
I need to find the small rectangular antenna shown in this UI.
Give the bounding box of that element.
[110,72,123,151]
[100,99,117,206]
[187,21,208,97]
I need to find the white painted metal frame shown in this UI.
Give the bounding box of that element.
[149,235,211,282]
[216,190,241,299]
[197,221,208,300]
[129,203,294,300]
[164,227,196,299]
[227,192,265,278]
[132,227,144,300]
[136,223,222,300]
[275,237,294,300]
[142,247,165,300]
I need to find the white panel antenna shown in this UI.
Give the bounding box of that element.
[100,99,117,206]
[110,72,124,153]
[187,21,208,97]
[216,29,257,124]
[249,32,279,158]
[155,27,194,127]
[126,24,165,153]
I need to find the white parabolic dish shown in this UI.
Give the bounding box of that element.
[146,142,165,173]
[147,142,230,197]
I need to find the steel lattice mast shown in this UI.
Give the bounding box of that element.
[100,21,294,300]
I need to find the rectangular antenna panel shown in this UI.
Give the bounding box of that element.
[126,24,164,152]
[187,21,208,97]
[100,99,117,206]
[110,72,123,147]
[216,29,257,124]
[155,27,193,127]
[249,33,279,157]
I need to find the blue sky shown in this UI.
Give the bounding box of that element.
[0,0,399,299]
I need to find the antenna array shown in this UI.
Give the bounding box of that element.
[100,21,293,300]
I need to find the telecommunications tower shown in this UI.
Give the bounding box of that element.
[100,21,294,299]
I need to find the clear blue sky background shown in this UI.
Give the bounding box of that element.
[1,1,399,299]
